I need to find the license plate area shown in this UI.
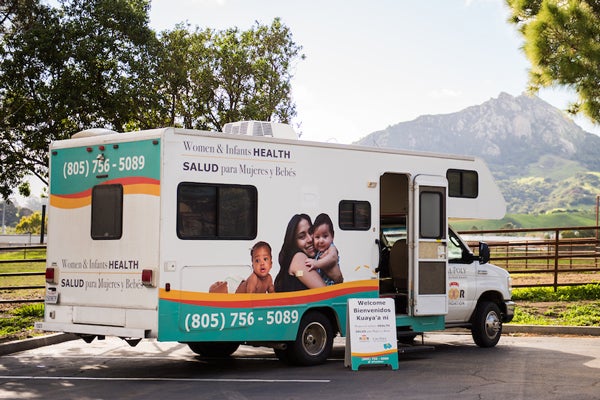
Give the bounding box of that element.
[45,288,58,304]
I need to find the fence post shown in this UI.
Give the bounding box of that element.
[597,233,599,270]
[553,229,559,292]
[40,204,46,244]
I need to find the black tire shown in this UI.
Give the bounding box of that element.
[471,301,502,348]
[288,311,334,366]
[187,342,240,357]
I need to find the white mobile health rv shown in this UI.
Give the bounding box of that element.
[36,122,514,366]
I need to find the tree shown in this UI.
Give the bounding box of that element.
[0,0,160,200]
[1,2,304,200]
[506,0,600,123]
[0,0,58,198]
[155,24,216,129]
[246,18,303,124]
[156,18,304,131]
[15,210,43,234]
[0,0,40,35]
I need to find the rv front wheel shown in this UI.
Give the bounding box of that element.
[471,301,502,348]
[187,342,240,357]
[289,311,333,366]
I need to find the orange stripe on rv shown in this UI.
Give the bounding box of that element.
[159,280,379,308]
[50,194,92,209]
[123,183,160,196]
[50,178,160,209]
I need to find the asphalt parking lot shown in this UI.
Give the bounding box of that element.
[1,329,599,400]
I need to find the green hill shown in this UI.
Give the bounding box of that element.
[356,93,600,215]
[451,210,598,231]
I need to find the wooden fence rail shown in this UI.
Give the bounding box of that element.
[0,245,46,304]
[460,225,600,291]
[3,226,600,304]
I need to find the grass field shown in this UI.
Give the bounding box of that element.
[0,248,45,302]
[450,210,598,231]
[0,248,46,342]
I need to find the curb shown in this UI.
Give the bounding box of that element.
[0,333,78,356]
[503,324,600,336]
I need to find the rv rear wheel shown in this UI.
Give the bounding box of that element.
[288,310,334,366]
[187,342,240,357]
[471,301,502,348]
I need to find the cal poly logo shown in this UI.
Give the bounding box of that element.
[449,281,461,300]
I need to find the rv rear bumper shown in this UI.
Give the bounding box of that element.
[35,321,150,339]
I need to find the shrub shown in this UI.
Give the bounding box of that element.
[512,284,600,302]
[12,303,44,318]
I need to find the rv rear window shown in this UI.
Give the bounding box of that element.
[447,169,478,198]
[339,201,371,230]
[91,184,123,240]
[177,183,257,240]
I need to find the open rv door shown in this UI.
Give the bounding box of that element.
[412,174,448,316]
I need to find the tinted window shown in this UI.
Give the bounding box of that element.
[177,183,257,239]
[447,169,478,198]
[91,184,123,240]
[339,200,371,230]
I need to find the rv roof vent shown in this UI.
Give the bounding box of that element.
[71,128,119,138]
[222,121,297,139]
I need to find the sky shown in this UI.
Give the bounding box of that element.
[148,0,600,144]
[15,0,600,204]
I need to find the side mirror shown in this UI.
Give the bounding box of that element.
[478,242,490,264]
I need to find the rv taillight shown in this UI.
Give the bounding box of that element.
[45,267,56,284]
[141,269,154,287]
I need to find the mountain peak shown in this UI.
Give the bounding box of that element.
[355,92,600,213]
[497,91,516,100]
[358,92,590,162]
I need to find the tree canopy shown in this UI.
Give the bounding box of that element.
[0,0,159,198]
[0,0,304,200]
[15,210,43,234]
[506,0,600,123]
[156,18,303,131]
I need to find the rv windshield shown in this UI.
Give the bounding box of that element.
[448,228,473,263]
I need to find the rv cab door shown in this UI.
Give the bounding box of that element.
[412,175,448,316]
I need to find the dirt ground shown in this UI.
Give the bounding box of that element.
[511,271,600,287]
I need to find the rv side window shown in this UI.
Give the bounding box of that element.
[177,182,257,240]
[419,191,443,239]
[91,184,123,240]
[447,169,478,198]
[339,200,371,230]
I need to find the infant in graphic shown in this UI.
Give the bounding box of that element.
[235,241,275,293]
[305,213,343,285]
